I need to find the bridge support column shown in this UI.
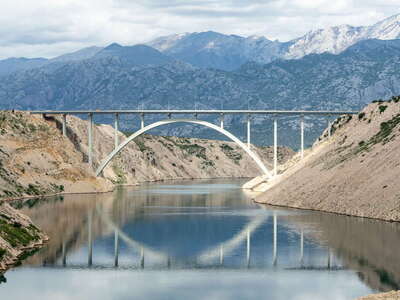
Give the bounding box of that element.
[114,229,119,267]
[140,247,145,268]
[327,115,332,138]
[246,229,251,267]
[88,113,93,168]
[247,114,251,149]
[220,113,224,129]
[273,117,278,176]
[88,211,93,267]
[219,244,224,265]
[273,212,277,266]
[114,113,119,149]
[140,113,145,129]
[327,248,333,269]
[62,241,66,266]
[62,114,67,137]
[300,115,304,159]
[300,229,304,266]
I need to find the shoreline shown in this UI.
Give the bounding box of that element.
[3,176,253,203]
[253,199,400,224]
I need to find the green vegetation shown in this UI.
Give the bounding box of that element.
[355,114,400,154]
[177,144,207,160]
[379,105,388,113]
[201,160,215,169]
[220,144,242,164]
[358,112,366,120]
[0,248,6,260]
[0,219,40,248]
[111,164,127,185]
[134,138,152,152]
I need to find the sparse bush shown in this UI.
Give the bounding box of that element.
[379,105,388,113]
[358,112,365,120]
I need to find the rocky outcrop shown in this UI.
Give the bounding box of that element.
[255,96,400,222]
[0,201,48,272]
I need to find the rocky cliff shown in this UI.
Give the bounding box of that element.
[255,96,400,222]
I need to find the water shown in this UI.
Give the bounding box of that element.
[1,179,399,299]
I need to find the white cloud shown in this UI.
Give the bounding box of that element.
[0,0,398,59]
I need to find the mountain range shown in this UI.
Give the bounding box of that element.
[0,14,399,148]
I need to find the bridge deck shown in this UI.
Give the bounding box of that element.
[30,109,358,115]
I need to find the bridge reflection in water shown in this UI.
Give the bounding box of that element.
[13,180,400,295]
[52,203,340,272]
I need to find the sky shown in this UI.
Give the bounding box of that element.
[0,0,398,59]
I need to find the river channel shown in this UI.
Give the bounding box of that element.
[1,179,399,299]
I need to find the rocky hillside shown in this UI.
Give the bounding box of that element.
[0,201,48,273]
[0,111,293,200]
[0,111,113,200]
[255,96,400,222]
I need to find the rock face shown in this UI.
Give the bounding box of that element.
[0,111,293,199]
[255,96,400,222]
[0,111,113,200]
[0,201,48,272]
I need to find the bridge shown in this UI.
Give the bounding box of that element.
[31,109,358,178]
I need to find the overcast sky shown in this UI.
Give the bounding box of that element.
[0,0,398,59]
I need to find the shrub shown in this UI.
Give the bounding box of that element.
[379,105,388,113]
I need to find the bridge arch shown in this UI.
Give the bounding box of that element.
[95,118,273,178]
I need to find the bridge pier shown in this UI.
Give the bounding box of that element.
[327,115,332,138]
[88,211,93,267]
[300,229,304,266]
[114,229,119,267]
[246,229,251,267]
[140,247,144,268]
[273,117,278,176]
[220,113,224,129]
[140,113,145,129]
[62,241,66,266]
[88,113,93,168]
[247,114,251,149]
[273,212,277,266]
[219,244,224,265]
[62,114,67,136]
[327,248,333,269]
[114,113,119,149]
[300,115,304,159]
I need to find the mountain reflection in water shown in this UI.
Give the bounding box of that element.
[1,179,399,300]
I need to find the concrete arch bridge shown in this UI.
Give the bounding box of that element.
[31,109,358,181]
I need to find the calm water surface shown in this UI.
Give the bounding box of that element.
[1,179,400,300]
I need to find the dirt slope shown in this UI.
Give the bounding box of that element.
[255,97,400,222]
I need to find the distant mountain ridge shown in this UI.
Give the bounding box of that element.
[1,38,399,148]
[1,13,399,75]
[147,14,400,69]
